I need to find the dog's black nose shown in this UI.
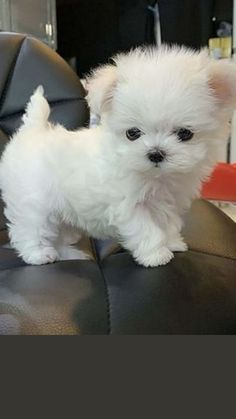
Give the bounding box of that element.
[148,150,166,164]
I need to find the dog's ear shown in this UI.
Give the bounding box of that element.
[86,64,117,115]
[207,59,236,108]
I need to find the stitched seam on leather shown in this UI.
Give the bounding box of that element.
[50,97,86,106]
[90,237,98,262]
[89,238,113,334]
[0,37,27,114]
[97,260,111,335]
[0,97,87,121]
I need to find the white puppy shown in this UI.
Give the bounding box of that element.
[0,46,235,267]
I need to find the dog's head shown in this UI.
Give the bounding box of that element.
[86,47,236,174]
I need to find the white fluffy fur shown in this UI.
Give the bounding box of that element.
[0,46,235,267]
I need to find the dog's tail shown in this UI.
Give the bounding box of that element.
[22,85,50,128]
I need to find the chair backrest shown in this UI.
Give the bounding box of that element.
[0,32,89,235]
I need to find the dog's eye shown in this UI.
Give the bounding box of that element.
[175,128,194,142]
[126,128,143,141]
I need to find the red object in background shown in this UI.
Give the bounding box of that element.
[201,163,236,202]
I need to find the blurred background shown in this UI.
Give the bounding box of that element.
[0,1,233,74]
[0,0,235,215]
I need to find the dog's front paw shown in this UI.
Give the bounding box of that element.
[22,247,59,265]
[168,236,188,252]
[135,246,174,267]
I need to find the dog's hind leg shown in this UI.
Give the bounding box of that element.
[5,205,60,265]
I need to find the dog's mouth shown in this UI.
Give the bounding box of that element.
[148,158,165,170]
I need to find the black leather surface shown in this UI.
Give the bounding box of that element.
[1,199,236,335]
[0,33,236,334]
[102,251,236,334]
[0,260,109,335]
[99,199,236,334]
[0,33,89,134]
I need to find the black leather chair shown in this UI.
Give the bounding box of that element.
[0,33,236,334]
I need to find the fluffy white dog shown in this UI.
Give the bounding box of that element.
[0,46,235,267]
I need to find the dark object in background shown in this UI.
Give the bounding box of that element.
[56,0,156,77]
[57,0,233,76]
[158,0,233,49]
